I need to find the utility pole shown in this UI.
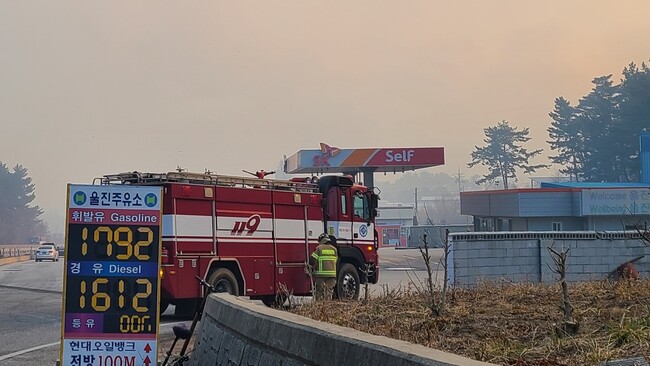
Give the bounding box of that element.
[415,187,418,211]
[454,167,464,193]
[413,187,419,226]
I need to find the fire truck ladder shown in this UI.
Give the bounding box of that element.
[100,171,320,193]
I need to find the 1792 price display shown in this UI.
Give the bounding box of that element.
[66,224,157,262]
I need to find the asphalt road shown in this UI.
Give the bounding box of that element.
[0,259,62,365]
[0,247,443,365]
[369,247,445,296]
[0,259,184,365]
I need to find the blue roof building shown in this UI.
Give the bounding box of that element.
[540,182,650,189]
[461,132,650,232]
[460,184,650,232]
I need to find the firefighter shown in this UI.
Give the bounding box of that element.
[309,233,338,300]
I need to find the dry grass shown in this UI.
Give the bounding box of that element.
[290,280,650,365]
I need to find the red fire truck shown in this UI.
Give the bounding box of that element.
[101,171,380,314]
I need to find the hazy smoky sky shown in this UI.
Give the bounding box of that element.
[1,1,649,233]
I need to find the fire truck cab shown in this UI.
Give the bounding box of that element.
[101,171,379,314]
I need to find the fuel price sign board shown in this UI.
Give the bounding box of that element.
[60,184,162,366]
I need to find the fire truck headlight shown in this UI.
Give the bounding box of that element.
[160,268,164,279]
[366,245,374,251]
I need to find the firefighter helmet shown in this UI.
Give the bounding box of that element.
[318,233,331,244]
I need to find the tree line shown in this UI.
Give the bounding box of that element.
[0,163,48,244]
[469,61,650,187]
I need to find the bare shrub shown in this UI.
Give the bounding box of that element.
[547,244,579,336]
[290,278,650,365]
[412,229,450,317]
[275,283,293,308]
[361,263,376,303]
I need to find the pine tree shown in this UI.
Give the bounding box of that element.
[468,121,549,189]
[546,62,650,182]
[575,75,620,182]
[617,62,650,182]
[547,97,584,181]
[0,163,47,243]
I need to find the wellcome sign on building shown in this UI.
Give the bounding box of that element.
[581,188,650,215]
[461,132,650,232]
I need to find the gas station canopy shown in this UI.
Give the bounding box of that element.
[284,143,445,174]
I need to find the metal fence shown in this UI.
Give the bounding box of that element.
[450,230,644,242]
[0,247,36,258]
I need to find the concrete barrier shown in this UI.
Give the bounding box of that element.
[0,255,32,266]
[449,232,650,286]
[190,294,497,366]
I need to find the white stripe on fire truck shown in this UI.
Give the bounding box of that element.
[164,214,324,240]
[162,214,213,237]
[161,238,372,246]
[163,235,319,243]
[162,236,213,243]
[176,215,213,237]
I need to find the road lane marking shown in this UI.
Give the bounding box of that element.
[0,284,62,294]
[160,321,190,328]
[0,341,59,361]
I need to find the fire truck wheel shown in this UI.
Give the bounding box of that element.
[335,263,360,300]
[208,268,239,295]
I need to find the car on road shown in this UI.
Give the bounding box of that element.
[35,244,59,262]
[40,242,58,255]
[40,242,56,249]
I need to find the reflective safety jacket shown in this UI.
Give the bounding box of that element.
[310,243,338,278]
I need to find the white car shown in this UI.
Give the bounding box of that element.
[35,245,59,262]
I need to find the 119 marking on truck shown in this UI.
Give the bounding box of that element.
[230,214,261,235]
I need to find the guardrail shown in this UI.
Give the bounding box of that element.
[449,230,644,242]
[0,247,37,259]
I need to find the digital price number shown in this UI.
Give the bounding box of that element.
[67,277,152,313]
[65,224,160,335]
[81,278,151,312]
[69,225,155,262]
